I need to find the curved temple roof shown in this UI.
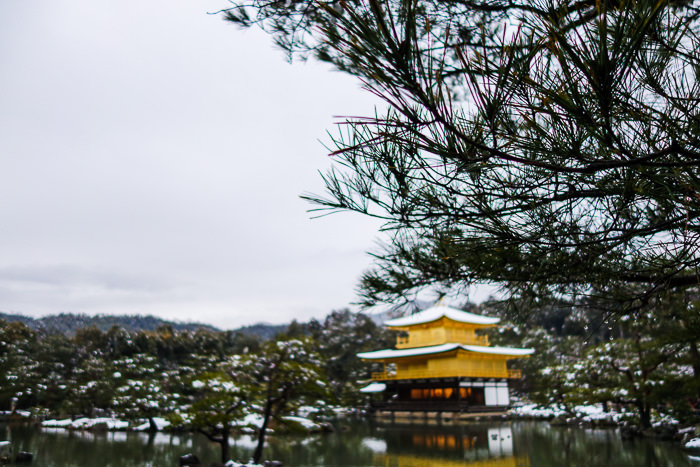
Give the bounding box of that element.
[357,343,534,360]
[384,303,500,328]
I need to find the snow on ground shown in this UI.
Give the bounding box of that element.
[509,403,624,423]
[282,416,319,430]
[686,438,700,449]
[651,413,679,427]
[509,403,565,418]
[510,403,687,428]
[231,414,320,433]
[225,462,262,467]
[42,417,171,431]
[41,419,73,428]
[0,410,31,418]
[571,405,624,423]
[42,417,130,430]
[133,417,171,431]
[296,406,320,417]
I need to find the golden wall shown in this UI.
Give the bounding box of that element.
[390,352,511,379]
[395,319,490,349]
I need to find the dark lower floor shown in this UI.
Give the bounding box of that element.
[370,400,508,413]
[367,377,511,413]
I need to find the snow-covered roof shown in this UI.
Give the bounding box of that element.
[358,343,461,359]
[462,345,534,356]
[384,303,500,327]
[359,382,387,393]
[357,343,533,360]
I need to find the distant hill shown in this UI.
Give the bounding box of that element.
[233,323,287,340]
[0,312,286,338]
[0,312,219,335]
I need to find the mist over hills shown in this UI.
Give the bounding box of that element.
[0,311,285,338]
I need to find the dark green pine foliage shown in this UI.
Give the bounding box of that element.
[226,337,330,464]
[220,0,700,316]
[483,292,700,427]
[304,309,396,405]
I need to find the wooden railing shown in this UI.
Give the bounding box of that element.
[396,336,410,346]
[371,368,522,380]
[395,334,490,348]
[473,335,489,346]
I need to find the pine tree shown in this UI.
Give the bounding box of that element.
[221,0,700,314]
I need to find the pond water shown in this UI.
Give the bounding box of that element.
[0,419,697,466]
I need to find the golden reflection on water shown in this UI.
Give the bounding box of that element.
[373,453,529,467]
[370,425,529,467]
[410,432,475,449]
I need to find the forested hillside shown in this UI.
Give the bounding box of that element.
[3,300,698,432]
[477,295,700,429]
[0,309,393,418]
[0,312,284,337]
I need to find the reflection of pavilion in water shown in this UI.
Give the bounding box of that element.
[370,424,529,467]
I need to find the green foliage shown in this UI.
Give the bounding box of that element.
[111,355,185,421]
[234,337,330,464]
[181,369,246,463]
[304,309,396,405]
[0,319,250,415]
[489,293,700,427]
[178,336,330,464]
[219,0,700,429]
[0,313,388,461]
[0,310,390,418]
[230,337,330,425]
[221,0,700,316]
[0,320,39,410]
[187,371,244,428]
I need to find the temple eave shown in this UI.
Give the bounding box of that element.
[357,343,534,360]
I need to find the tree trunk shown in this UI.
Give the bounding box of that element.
[197,428,229,463]
[637,399,651,429]
[689,341,700,380]
[220,421,230,463]
[252,399,273,464]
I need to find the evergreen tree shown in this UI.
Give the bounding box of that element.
[532,292,700,427]
[222,0,700,314]
[307,309,395,405]
[230,337,329,464]
[184,370,246,464]
[0,321,38,410]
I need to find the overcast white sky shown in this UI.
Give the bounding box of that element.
[0,1,492,329]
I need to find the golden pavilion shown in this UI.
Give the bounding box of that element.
[357,302,534,412]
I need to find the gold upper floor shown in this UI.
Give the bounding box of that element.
[395,321,491,349]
